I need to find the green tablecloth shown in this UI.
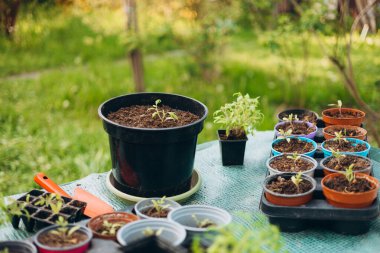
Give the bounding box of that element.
[1,131,380,252]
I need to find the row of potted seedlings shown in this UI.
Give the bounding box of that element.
[264,101,379,210]
[2,196,231,253]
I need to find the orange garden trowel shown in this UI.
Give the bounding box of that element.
[34,172,114,218]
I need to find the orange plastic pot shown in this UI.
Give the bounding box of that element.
[323,125,367,140]
[263,173,316,206]
[321,173,379,208]
[322,108,365,126]
[87,212,139,240]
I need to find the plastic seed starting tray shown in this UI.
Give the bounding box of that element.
[260,119,380,235]
[10,189,87,232]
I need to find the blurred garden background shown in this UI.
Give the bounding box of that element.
[1,0,379,195]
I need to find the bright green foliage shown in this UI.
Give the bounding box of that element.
[50,216,81,243]
[35,194,63,214]
[151,196,170,215]
[278,129,293,143]
[291,172,303,192]
[192,214,283,253]
[100,220,124,236]
[7,200,30,220]
[330,149,345,165]
[147,99,178,122]
[341,164,355,185]
[213,93,263,138]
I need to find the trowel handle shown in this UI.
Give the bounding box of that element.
[34,172,71,198]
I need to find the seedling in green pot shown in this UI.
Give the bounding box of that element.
[147,99,178,122]
[291,172,303,193]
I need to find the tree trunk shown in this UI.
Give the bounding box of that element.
[125,0,145,92]
[0,0,20,38]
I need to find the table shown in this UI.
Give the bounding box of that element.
[1,131,380,253]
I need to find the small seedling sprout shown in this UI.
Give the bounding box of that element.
[45,193,63,214]
[330,148,345,165]
[142,227,163,237]
[333,131,348,145]
[7,200,30,220]
[192,214,216,228]
[282,113,299,128]
[328,100,343,116]
[147,99,178,122]
[278,129,292,143]
[100,220,124,236]
[286,153,301,171]
[50,216,81,244]
[291,172,303,193]
[341,164,356,185]
[151,196,170,215]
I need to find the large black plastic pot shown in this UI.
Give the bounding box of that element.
[99,93,207,197]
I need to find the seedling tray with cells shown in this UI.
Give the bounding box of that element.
[9,189,87,232]
[260,119,379,235]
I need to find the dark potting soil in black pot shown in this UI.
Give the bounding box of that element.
[99,93,208,197]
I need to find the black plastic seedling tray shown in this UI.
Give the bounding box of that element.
[10,189,87,232]
[260,119,380,235]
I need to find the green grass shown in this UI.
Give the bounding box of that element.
[1,6,379,195]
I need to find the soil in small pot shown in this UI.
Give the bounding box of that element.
[280,111,317,124]
[219,129,246,140]
[325,110,364,118]
[270,156,314,172]
[273,139,314,154]
[38,229,88,248]
[323,139,367,152]
[266,176,313,194]
[324,175,375,193]
[276,122,316,135]
[324,156,370,171]
[107,105,199,128]
[141,207,170,218]
[325,127,362,137]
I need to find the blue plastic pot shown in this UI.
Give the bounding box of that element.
[321,138,370,157]
[271,137,317,157]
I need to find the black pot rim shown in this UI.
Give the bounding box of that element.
[0,240,37,253]
[98,92,208,132]
[217,130,248,141]
[277,108,319,121]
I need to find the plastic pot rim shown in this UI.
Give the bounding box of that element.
[135,198,181,219]
[266,154,318,175]
[0,240,37,253]
[320,155,372,174]
[217,130,248,142]
[34,224,93,252]
[167,204,232,233]
[322,125,367,139]
[321,173,380,196]
[98,92,208,132]
[277,108,319,122]
[263,173,317,198]
[321,138,371,155]
[271,137,318,156]
[274,121,317,137]
[322,108,366,120]
[116,219,186,247]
